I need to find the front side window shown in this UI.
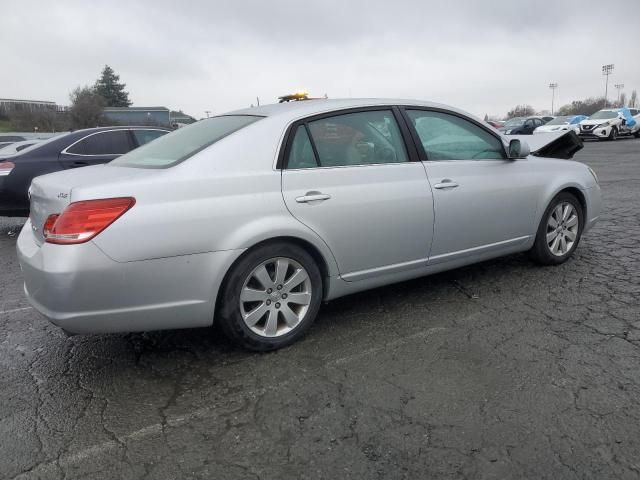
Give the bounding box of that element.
[132,129,168,146]
[68,130,132,155]
[293,110,408,168]
[406,110,505,161]
[111,115,262,168]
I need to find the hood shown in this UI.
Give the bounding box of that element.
[535,124,572,132]
[580,118,615,126]
[508,130,583,160]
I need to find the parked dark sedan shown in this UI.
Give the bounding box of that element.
[0,126,169,215]
[500,116,549,135]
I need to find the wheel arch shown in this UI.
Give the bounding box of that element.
[213,235,334,326]
[536,181,588,231]
[558,186,587,219]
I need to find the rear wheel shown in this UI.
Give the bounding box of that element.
[217,242,323,351]
[529,192,584,265]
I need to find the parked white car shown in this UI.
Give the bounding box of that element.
[578,108,640,140]
[534,115,587,135]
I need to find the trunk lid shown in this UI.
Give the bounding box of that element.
[28,164,158,244]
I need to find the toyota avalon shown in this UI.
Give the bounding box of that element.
[17,99,601,351]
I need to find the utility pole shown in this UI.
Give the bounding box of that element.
[204,110,211,118]
[614,83,624,105]
[602,64,614,107]
[549,83,558,115]
[256,97,260,107]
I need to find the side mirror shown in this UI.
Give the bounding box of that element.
[508,139,530,159]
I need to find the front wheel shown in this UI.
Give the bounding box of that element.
[217,242,323,351]
[608,126,618,141]
[529,192,584,265]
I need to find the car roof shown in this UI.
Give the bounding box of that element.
[226,98,474,122]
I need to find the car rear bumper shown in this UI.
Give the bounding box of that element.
[16,219,244,334]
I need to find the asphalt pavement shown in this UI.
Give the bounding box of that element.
[1,138,639,479]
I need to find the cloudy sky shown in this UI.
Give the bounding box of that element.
[2,0,638,119]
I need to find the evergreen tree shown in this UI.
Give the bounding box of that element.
[94,65,132,107]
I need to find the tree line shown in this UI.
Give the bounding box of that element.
[0,65,132,131]
[505,90,638,119]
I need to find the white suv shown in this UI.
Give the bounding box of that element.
[578,108,640,140]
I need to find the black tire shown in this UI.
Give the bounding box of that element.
[634,131,640,138]
[608,126,618,141]
[217,242,323,351]
[529,192,584,266]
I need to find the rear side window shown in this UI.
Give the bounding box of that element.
[406,110,505,161]
[287,126,318,169]
[67,130,132,155]
[132,129,168,146]
[288,110,408,169]
[111,115,262,168]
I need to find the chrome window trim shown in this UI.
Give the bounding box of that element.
[61,128,167,157]
[278,106,416,171]
[282,161,422,172]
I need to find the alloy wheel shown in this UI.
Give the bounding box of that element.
[239,257,312,337]
[546,202,579,256]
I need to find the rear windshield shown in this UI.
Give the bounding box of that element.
[504,117,524,127]
[110,115,262,168]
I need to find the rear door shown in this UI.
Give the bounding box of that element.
[281,108,434,281]
[58,129,134,169]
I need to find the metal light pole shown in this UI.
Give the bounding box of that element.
[614,83,624,105]
[602,64,614,106]
[204,110,211,118]
[549,83,558,115]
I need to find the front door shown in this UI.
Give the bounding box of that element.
[402,108,539,264]
[281,109,434,281]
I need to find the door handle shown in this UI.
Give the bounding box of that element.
[70,161,89,168]
[295,192,331,203]
[433,180,459,190]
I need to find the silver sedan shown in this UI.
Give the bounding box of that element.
[17,99,601,351]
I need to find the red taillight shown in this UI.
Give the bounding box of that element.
[0,161,15,176]
[44,197,135,245]
[43,214,59,237]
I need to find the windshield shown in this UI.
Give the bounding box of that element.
[545,116,571,126]
[111,115,262,168]
[504,117,524,127]
[590,110,618,120]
